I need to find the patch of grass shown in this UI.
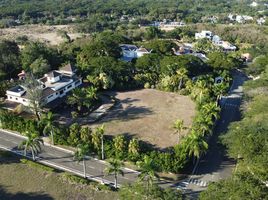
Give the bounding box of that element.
[20,159,55,172]
[61,172,91,185]
[0,152,119,200]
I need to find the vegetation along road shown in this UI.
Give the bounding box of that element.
[0,130,139,187]
[181,70,248,197]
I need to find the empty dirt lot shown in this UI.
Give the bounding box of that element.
[0,25,87,45]
[94,89,196,149]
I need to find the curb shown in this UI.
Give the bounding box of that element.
[0,128,139,174]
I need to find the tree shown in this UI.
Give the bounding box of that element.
[176,67,188,90]
[105,159,124,189]
[190,80,210,105]
[19,131,44,161]
[73,144,90,178]
[29,57,51,78]
[183,131,208,163]
[144,27,162,40]
[137,155,159,192]
[91,128,101,154]
[21,42,62,71]
[172,119,187,142]
[42,111,57,145]
[0,40,20,80]
[201,102,221,121]
[23,75,44,120]
[128,138,140,161]
[94,125,105,160]
[194,38,218,53]
[67,88,85,112]
[113,135,126,159]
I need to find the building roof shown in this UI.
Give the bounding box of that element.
[7,85,25,93]
[42,88,56,98]
[46,71,61,78]
[60,63,76,73]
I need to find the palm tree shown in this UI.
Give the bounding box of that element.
[191,79,210,104]
[42,111,57,145]
[18,132,44,161]
[73,144,90,178]
[201,102,221,120]
[175,67,188,90]
[213,82,228,105]
[128,138,139,156]
[91,129,101,153]
[172,119,187,142]
[95,125,105,160]
[184,131,208,164]
[67,88,85,111]
[105,159,124,189]
[137,155,159,192]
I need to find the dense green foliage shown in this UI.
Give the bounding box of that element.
[0,0,265,29]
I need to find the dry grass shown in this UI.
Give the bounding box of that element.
[94,89,196,149]
[0,24,88,46]
[0,151,118,200]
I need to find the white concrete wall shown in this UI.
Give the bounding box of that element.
[7,95,29,106]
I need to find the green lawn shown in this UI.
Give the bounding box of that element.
[0,151,119,200]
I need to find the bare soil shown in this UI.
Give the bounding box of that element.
[0,24,88,45]
[94,89,196,149]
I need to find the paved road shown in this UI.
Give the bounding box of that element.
[0,130,139,187]
[181,70,248,198]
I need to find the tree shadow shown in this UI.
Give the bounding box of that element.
[0,185,54,200]
[98,97,154,123]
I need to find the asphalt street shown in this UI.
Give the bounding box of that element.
[183,70,248,198]
[0,130,139,187]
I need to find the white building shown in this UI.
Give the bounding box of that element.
[195,31,213,40]
[120,44,151,61]
[5,64,82,109]
[215,41,237,52]
[250,2,258,7]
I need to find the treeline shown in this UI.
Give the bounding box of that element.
[0,0,264,28]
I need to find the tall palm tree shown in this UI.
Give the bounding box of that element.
[95,125,105,160]
[191,80,209,104]
[172,119,187,142]
[42,111,57,145]
[92,129,101,153]
[18,132,44,161]
[128,138,139,156]
[105,159,124,189]
[184,131,208,164]
[138,155,159,192]
[67,88,85,111]
[73,144,90,178]
[176,67,188,90]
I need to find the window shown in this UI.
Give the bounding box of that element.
[9,96,12,99]
[60,90,64,95]
[67,85,72,89]
[48,94,54,99]
[23,99,26,102]
[15,98,18,100]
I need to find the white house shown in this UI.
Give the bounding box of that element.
[5,64,82,109]
[195,31,214,40]
[120,44,151,61]
[215,41,237,52]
